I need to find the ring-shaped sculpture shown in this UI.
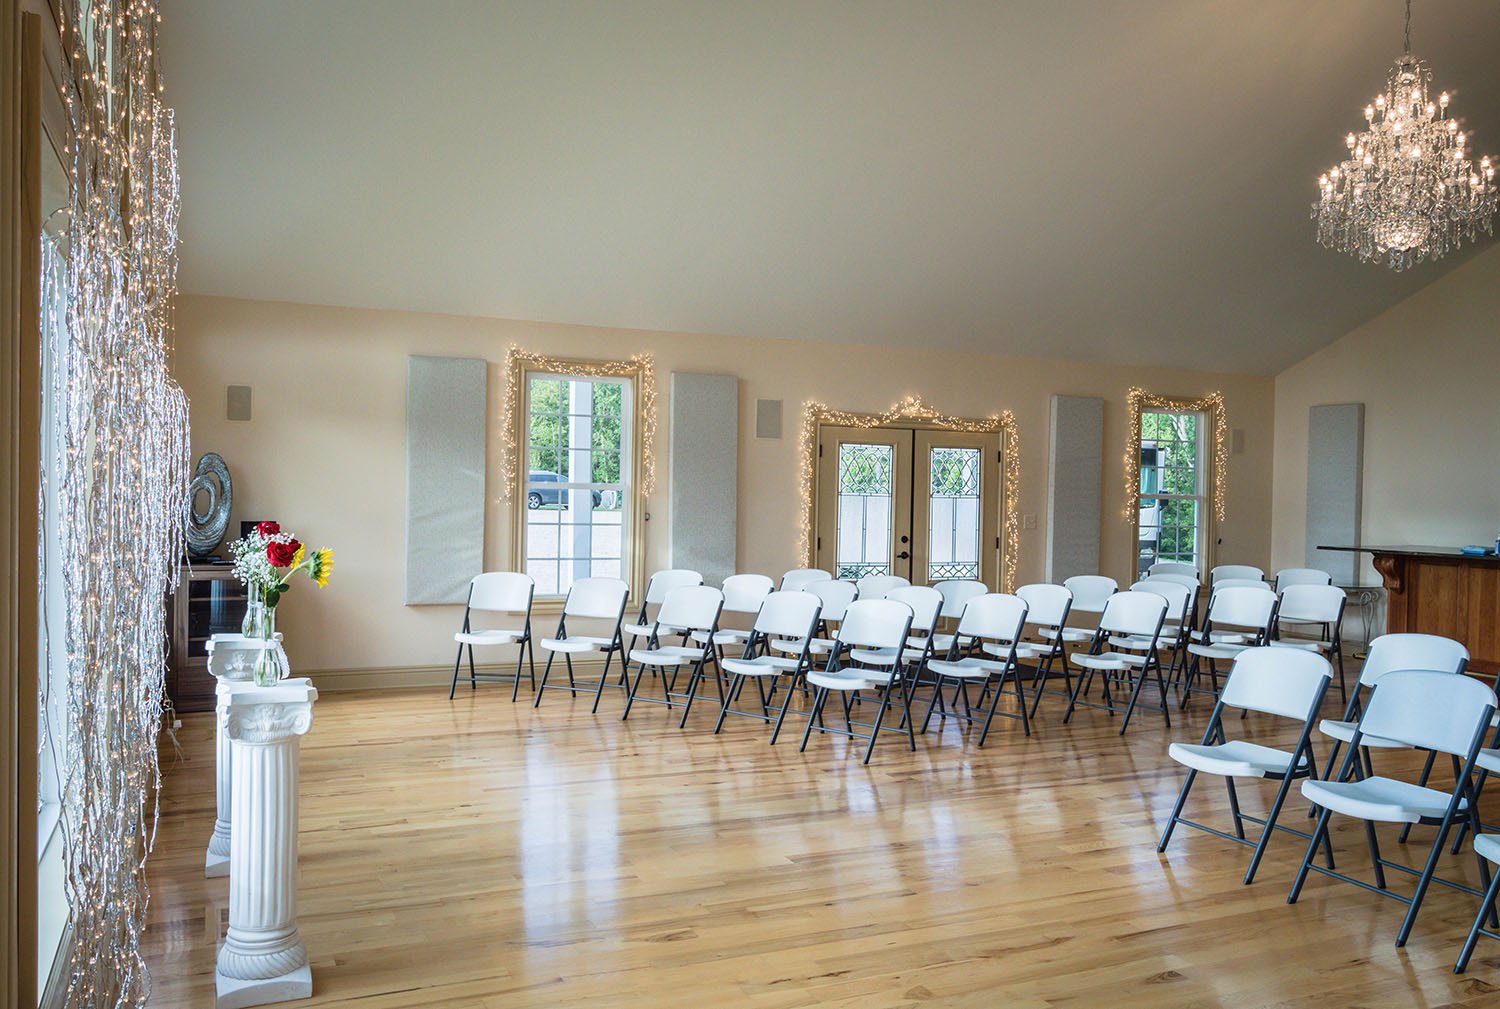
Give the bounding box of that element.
[186,452,233,557]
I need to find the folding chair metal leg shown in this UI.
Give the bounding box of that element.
[769,676,800,745]
[467,644,477,689]
[1244,764,1304,885]
[564,653,577,693]
[1395,800,1466,947]
[861,693,887,765]
[1012,668,1032,737]
[1288,806,1336,905]
[1225,778,1246,840]
[621,659,650,720]
[800,687,829,751]
[533,651,558,708]
[1364,820,1387,890]
[448,644,464,700]
[1456,863,1500,973]
[1117,665,1151,736]
[1157,769,1198,853]
[920,675,945,734]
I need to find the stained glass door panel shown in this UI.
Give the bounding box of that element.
[913,430,1001,587]
[815,427,912,581]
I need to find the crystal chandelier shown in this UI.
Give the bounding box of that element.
[1312,0,1497,270]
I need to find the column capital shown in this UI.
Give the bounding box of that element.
[221,680,318,744]
[208,633,288,683]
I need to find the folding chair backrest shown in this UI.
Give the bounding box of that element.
[1150,561,1198,578]
[780,568,833,593]
[1150,572,1200,592]
[467,572,534,613]
[1220,647,1331,719]
[1212,564,1265,585]
[1276,583,1345,624]
[1213,578,1268,592]
[1064,575,1117,613]
[1359,670,1497,756]
[1275,567,1333,591]
[856,573,910,599]
[655,585,724,634]
[1016,583,1071,627]
[886,585,944,634]
[644,569,703,604]
[807,579,858,622]
[933,579,988,619]
[955,593,1029,645]
[1359,633,1469,687]
[754,590,822,640]
[1098,590,1168,638]
[562,577,630,620]
[721,573,775,614]
[1204,585,1277,630]
[836,599,913,651]
[1130,578,1193,623]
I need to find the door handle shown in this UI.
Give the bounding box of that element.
[897,551,911,560]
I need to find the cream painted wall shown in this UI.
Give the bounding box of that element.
[1272,243,1500,586]
[173,294,1275,681]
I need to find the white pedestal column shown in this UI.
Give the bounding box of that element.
[215,679,317,1009]
[205,634,287,878]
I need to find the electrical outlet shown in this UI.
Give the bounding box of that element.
[1023,513,1038,530]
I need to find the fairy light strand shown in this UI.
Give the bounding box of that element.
[796,396,1021,592]
[39,2,189,1006]
[1122,387,1228,522]
[497,345,657,502]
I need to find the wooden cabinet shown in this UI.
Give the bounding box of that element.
[166,563,249,713]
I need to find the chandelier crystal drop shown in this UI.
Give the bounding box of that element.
[1312,0,1497,270]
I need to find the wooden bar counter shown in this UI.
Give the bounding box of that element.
[1324,545,1500,675]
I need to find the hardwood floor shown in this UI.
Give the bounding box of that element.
[141,673,1500,1008]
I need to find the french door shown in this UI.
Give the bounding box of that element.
[814,425,1002,586]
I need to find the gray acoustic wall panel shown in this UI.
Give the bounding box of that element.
[1306,403,1364,585]
[670,373,738,585]
[1046,395,1104,581]
[405,356,487,604]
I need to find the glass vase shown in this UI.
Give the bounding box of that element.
[242,598,268,637]
[252,606,280,687]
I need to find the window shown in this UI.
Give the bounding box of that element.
[521,372,633,596]
[1135,409,1205,579]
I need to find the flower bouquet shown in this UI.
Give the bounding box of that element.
[228,521,334,684]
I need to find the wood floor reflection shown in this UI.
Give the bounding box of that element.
[142,679,1500,1008]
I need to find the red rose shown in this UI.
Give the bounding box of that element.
[266,540,299,567]
[255,521,281,537]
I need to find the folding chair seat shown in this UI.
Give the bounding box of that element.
[449,572,537,702]
[713,590,822,741]
[1290,671,1498,948]
[1158,648,1331,884]
[798,599,915,764]
[533,577,630,712]
[924,593,1031,744]
[1064,590,1170,735]
[622,585,725,726]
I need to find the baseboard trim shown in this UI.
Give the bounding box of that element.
[303,655,611,692]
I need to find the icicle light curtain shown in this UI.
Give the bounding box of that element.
[39,2,189,1006]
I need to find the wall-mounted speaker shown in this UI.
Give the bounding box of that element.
[755,398,783,439]
[226,385,252,422]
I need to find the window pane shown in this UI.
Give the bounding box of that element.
[927,446,981,581]
[1138,408,1203,578]
[835,442,893,580]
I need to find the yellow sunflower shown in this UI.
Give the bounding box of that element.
[311,548,334,587]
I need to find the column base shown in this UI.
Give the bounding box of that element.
[205,848,229,877]
[215,963,311,1009]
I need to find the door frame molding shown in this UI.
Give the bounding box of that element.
[796,395,1020,591]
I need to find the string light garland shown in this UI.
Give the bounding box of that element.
[498,345,657,502]
[39,2,190,1007]
[1122,388,1228,522]
[796,396,1021,592]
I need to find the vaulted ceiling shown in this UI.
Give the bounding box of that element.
[159,1,1500,374]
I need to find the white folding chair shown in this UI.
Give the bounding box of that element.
[924,593,1032,744]
[1126,576,1195,684]
[622,569,703,651]
[1158,648,1332,884]
[1458,832,1500,972]
[714,590,822,741]
[533,577,630,712]
[783,578,859,658]
[780,568,833,592]
[855,573,910,599]
[930,579,989,656]
[694,573,774,655]
[1275,567,1333,592]
[1273,584,1348,702]
[1180,585,1279,707]
[1315,633,1470,786]
[1291,671,1497,949]
[1150,561,1199,578]
[1011,582,1073,718]
[799,598,915,764]
[449,572,536,702]
[621,585,725,726]
[1054,575,1117,649]
[1064,590,1171,735]
[1212,564,1265,585]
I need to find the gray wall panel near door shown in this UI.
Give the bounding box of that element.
[670,373,739,585]
[404,355,487,604]
[1046,395,1104,581]
[1306,403,1364,585]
